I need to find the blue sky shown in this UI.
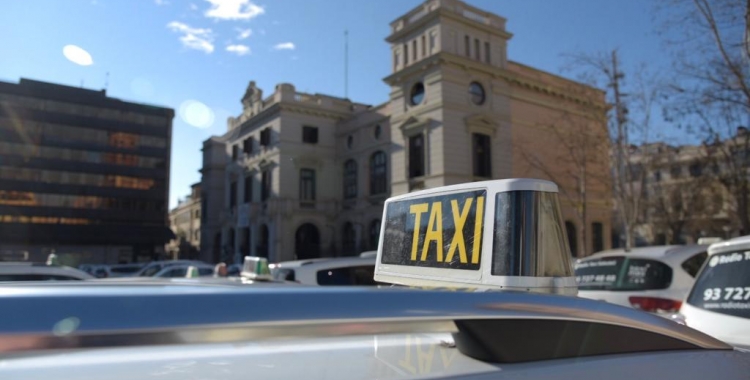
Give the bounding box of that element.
[0,0,678,208]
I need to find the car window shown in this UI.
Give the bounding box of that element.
[575,256,673,291]
[686,250,750,319]
[0,274,81,281]
[681,251,708,277]
[198,268,213,276]
[316,265,377,286]
[162,267,187,278]
[273,268,296,282]
[139,265,162,277]
[109,266,141,274]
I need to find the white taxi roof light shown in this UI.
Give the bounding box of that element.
[241,256,272,280]
[185,266,200,278]
[374,178,577,295]
[46,253,59,266]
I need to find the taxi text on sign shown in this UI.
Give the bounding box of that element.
[381,190,486,270]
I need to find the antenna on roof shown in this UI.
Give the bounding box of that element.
[104,72,109,92]
[344,29,349,99]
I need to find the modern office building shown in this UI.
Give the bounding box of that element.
[0,78,174,264]
[200,0,612,264]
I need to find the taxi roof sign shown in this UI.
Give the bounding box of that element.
[374,178,577,295]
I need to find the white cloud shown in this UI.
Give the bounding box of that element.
[226,44,250,56]
[204,0,264,20]
[273,42,295,50]
[155,0,169,5]
[236,28,252,39]
[167,21,215,53]
[189,3,198,10]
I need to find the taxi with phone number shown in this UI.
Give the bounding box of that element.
[0,179,748,380]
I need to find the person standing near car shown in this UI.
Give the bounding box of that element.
[213,262,227,277]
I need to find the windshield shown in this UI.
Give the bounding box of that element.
[575,257,673,291]
[139,264,163,277]
[686,250,750,319]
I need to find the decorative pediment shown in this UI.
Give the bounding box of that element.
[399,115,432,136]
[465,113,499,136]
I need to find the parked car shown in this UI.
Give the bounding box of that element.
[575,245,709,314]
[676,235,750,347]
[152,264,215,278]
[270,254,378,286]
[133,260,206,277]
[0,263,93,281]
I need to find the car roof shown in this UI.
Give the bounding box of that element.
[155,263,215,273]
[0,264,93,279]
[0,284,730,363]
[581,245,708,264]
[272,256,375,269]
[708,235,750,255]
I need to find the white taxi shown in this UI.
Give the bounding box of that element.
[0,179,748,380]
[575,245,708,314]
[676,235,750,347]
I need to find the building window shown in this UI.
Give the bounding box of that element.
[565,221,577,257]
[374,124,382,140]
[229,180,237,208]
[299,169,316,203]
[369,219,381,250]
[346,135,354,150]
[260,128,271,147]
[261,169,271,202]
[231,145,239,161]
[474,38,480,60]
[409,135,425,179]
[342,222,356,256]
[469,82,485,105]
[429,32,436,53]
[484,41,490,63]
[412,40,417,62]
[654,171,661,182]
[393,50,399,70]
[243,137,254,155]
[410,82,425,105]
[343,159,357,199]
[670,165,681,178]
[370,151,387,195]
[404,43,409,65]
[689,162,703,177]
[244,175,252,203]
[421,35,426,58]
[302,126,318,144]
[472,133,491,178]
[592,222,604,253]
[464,35,470,57]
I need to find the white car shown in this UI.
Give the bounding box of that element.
[270,254,378,286]
[677,235,750,347]
[152,264,216,278]
[0,263,93,281]
[133,260,206,277]
[575,245,708,313]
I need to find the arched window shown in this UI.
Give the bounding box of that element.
[370,151,387,195]
[565,221,577,257]
[342,222,356,256]
[295,223,321,260]
[343,159,357,199]
[369,219,381,250]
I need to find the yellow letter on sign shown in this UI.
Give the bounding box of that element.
[421,202,444,262]
[471,196,484,264]
[409,203,429,261]
[445,198,472,264]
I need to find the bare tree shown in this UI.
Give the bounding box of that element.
[519,104,610,256]
[660,0,750,234]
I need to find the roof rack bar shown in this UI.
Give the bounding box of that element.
[0,286,731,355]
